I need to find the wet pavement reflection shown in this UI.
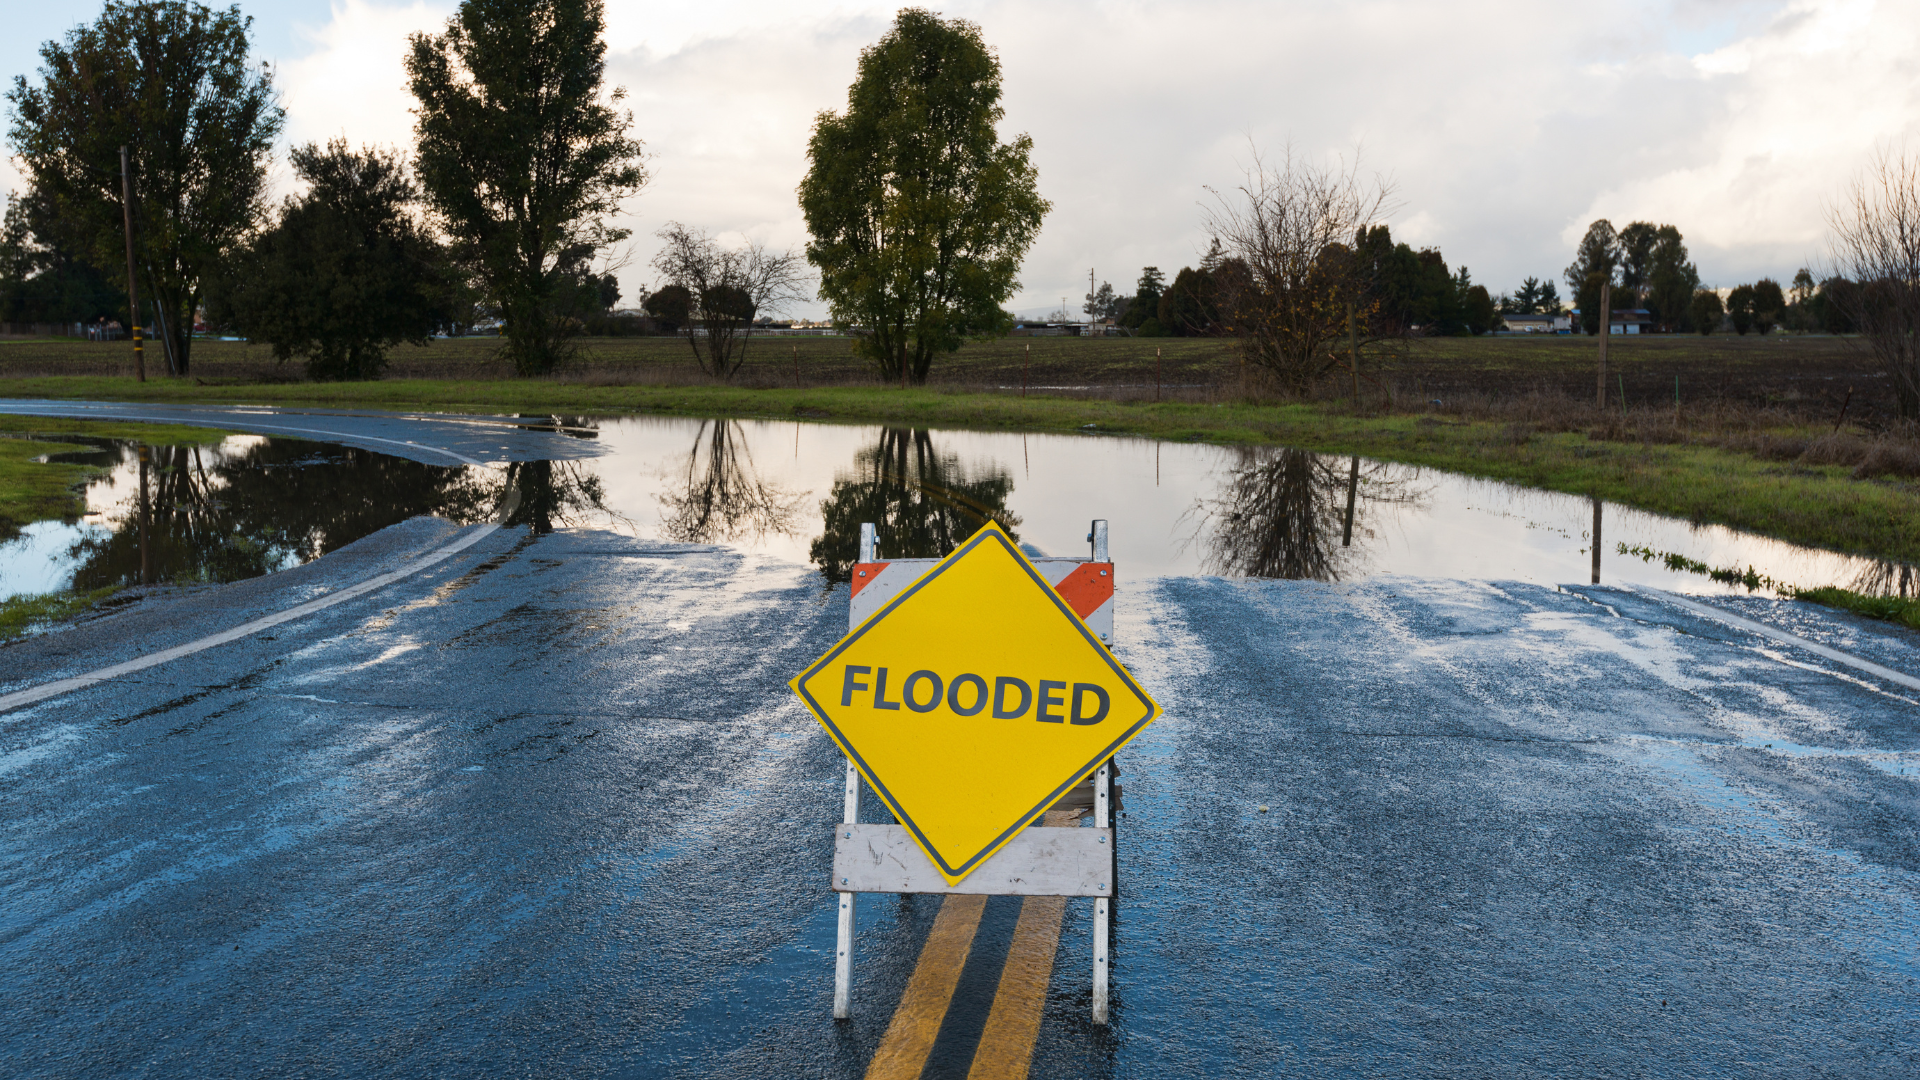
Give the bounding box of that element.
[4,414,1915,603]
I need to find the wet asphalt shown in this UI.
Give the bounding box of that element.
[1,403,1917,1077]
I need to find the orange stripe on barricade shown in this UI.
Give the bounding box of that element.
[1051,562,1113,620]
[850,562,890,598]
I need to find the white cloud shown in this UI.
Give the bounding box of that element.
[11,0,1912,314]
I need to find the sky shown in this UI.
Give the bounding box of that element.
[4,0,1918,319]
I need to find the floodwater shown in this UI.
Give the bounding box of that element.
[2,415,1909,602]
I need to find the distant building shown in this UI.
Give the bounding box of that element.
[1568,308,1654,334]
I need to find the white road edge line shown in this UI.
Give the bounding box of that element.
[1623,584,1920,693]
[0,521,503,715]
[0,404,490,467]
[0,418,517,715]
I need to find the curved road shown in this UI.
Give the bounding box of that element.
[0,401,1916,1077]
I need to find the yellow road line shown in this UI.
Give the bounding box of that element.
[864,894,988,1080]
[965,895,1068,1080]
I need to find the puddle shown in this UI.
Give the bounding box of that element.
[2,416,1912,602]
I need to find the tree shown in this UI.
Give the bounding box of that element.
[1827,148,1920,414]
[1083,279,1119,324]
[1727,284,1756,334]
[799,8,1047,385]
[1815,277,1859,334]
[1751,277,1786,334]
[1462,283,1497,335]
[1206,147,1393,393]
[1538,280,1563,314]
[1120,266,1165,328]
[643,284,692,333]
[651,222,809,381]
[1512,276,1545,315]
[0,189,125,323]
[1616,221,1659,304]
[1158,265,1219,335]
[211,141,441,380]
[1565,219,1619,334]
[406,0,646,376]
[7,1,282,374]
[1644,226,1700,331]
[1689,289,1724,335]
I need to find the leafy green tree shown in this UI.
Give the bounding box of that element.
[1644,226,1700,331]
[405,0,647,376]
[1815,277,1858,334]
[1751,277,1786,334]
[1689,289,1724,335]
[7,0,282,373]
[800,9,1045,384]
[1727,284,1756,334]
[1565,219,1619,334]
[212,141,442,380]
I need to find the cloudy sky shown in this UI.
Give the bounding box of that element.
[6,0,1917,318]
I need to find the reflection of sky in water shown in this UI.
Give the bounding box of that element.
[1,416,1907,601]
[0,520,110,600]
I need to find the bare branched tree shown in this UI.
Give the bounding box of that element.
[651,222,810,382]
[1204,147,1395,395]
[1185,448,1426,580]
[1828,148,1920,417]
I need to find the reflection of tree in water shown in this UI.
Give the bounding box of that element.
[67,440,499,589]
[1849,558,1918,599]
[657,420,803,543]
[811,428,1021,583]
[500,458,613,535]
[1190,447,1424,580]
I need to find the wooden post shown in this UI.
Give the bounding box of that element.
[1023,342,1029,398]
[793,343,800,388]
[1596,280,1612,410]
[119,146,144,382]
[1155,346,1162,402]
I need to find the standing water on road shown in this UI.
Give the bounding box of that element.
[1,414,1906,601]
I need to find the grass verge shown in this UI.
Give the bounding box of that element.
[1793,587,1920,631]
[0,585,125,642]
[0,415,233,541]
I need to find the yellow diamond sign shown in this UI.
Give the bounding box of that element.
[790,522,1162,886]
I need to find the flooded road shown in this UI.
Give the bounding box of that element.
[0,402,1915,1077]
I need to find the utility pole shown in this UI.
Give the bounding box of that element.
[1089,268,1095,336]
[1596,279,1612,410]
[119,146,144,382]
[1347,301,1360,405]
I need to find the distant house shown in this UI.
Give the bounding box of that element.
[1009,322,1084,337]
[1568,308,1655,334]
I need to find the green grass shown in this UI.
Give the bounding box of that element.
[0,585,125,642]
[1793,587,1920,630]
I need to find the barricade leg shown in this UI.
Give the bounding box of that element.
[835,760,860,1019]
[1092,758,1111,1024]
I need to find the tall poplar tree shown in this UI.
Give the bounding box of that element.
[406,0,646,375]
[799,9,1048,385]
[7,1,282,374]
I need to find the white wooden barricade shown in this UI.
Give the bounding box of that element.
[833,520,1118,1024]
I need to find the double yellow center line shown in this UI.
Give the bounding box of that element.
[863,814,1078,1080]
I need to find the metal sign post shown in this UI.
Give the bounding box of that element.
[813,519,1136,1024]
